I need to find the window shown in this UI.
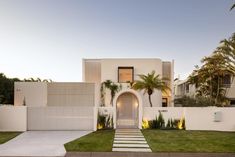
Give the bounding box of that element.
[185,83,189,93]
[223,74,231,87]
[162,98,168,107]
[118,67,134,83]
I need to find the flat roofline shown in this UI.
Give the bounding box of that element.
[83,58,174,62]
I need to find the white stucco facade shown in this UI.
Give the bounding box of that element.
[83,58,174,129]
[11,58,174,130]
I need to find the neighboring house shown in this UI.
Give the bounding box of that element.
[14,58,174,130]
[174,78,196,99]
[174,75,235,106]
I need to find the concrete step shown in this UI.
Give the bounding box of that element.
[115,135,144,138]
[114,137,145,141]
[114,140,147,144]
[113,143,150,148]
[116,131,141,133]
[115,132,142,135]
[112,148,152,152]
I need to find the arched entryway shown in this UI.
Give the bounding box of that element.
[113,89,143,129]
[116,92,139,128]
[113,88,143,129]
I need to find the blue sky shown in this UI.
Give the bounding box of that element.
[0,0,234,81]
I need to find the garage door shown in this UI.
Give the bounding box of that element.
[27,106,94,130]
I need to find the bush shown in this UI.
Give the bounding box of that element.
[97,112,113,130]
[174,96,215,107]
[158,112,165,129]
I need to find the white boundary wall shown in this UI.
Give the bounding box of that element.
[143,107,235,132]
[143,107,184,121]
[0,106,27,131]
[185,107,235,132]
[27,106,95,131]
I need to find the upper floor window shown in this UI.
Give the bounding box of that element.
[223,74,232,88]
[118,67,134,83]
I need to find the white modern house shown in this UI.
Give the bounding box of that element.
[1,58,235,132]
[13,58,174,130]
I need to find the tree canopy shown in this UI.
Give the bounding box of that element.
[0,73,52,104]
[188,33,235,106]
[132,71,169,107]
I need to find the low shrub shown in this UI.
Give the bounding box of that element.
[97,112,113,130]
[144,111,185,130]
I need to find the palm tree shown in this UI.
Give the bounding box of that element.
[188,34,235,106]
[132,71,170,107]
[230,3,235,11]
[102,80,121,106]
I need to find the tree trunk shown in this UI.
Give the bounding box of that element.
[148,94,153,107]
[215,76,220,105]
[110,96,113,106]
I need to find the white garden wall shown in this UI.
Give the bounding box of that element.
[143,107,184,121]
[0,106,27,131]
[185,107,235,132]
[143,107,235,132]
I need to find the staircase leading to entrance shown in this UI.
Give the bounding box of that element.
[112,129,152,152]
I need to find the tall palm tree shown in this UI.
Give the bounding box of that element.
[230,3,235,11]
[188,34,235,106]
[132,71,170,107]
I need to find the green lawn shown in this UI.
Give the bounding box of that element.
[64,130,115,152]
[142,130,235,153]
[0,132,21,144]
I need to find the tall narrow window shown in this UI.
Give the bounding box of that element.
[118,67,134,83]
[162,98,168,107]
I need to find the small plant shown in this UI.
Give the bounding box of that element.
[97,112,113,130]
[166,119,171,129]
[142,119,149,129]
[178,117,185,130]
[97,113,106,129]
[157,111,165,129]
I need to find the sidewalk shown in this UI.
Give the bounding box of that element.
[66,152,235,157]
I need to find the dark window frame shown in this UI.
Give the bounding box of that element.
[118,67,134,83]
[162,98,168,107]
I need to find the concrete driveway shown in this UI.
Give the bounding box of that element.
[0,131,91,156]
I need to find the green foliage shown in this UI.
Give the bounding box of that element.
[97,112,113,130]
[0,73,20,104]
[132,71,170,107]
[100,84,105,107]
[158,112,165,129]
[174,96,216,107]
[97,113,106,129]
[188,33,235,106]
[64,130,115,152]
[101,80,121,106]
[166,119,171,129]
[145,112,184,130]
[0,132,22,144]
[0,73,52,104]
[230,3,235,11]
[142,130,235,153]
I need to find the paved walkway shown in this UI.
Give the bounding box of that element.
[112,129,151,152]
[0,131,91,157]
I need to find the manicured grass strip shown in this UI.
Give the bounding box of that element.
[142,130,235,153]
[0,132,21,144]
[65,130,115,152]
